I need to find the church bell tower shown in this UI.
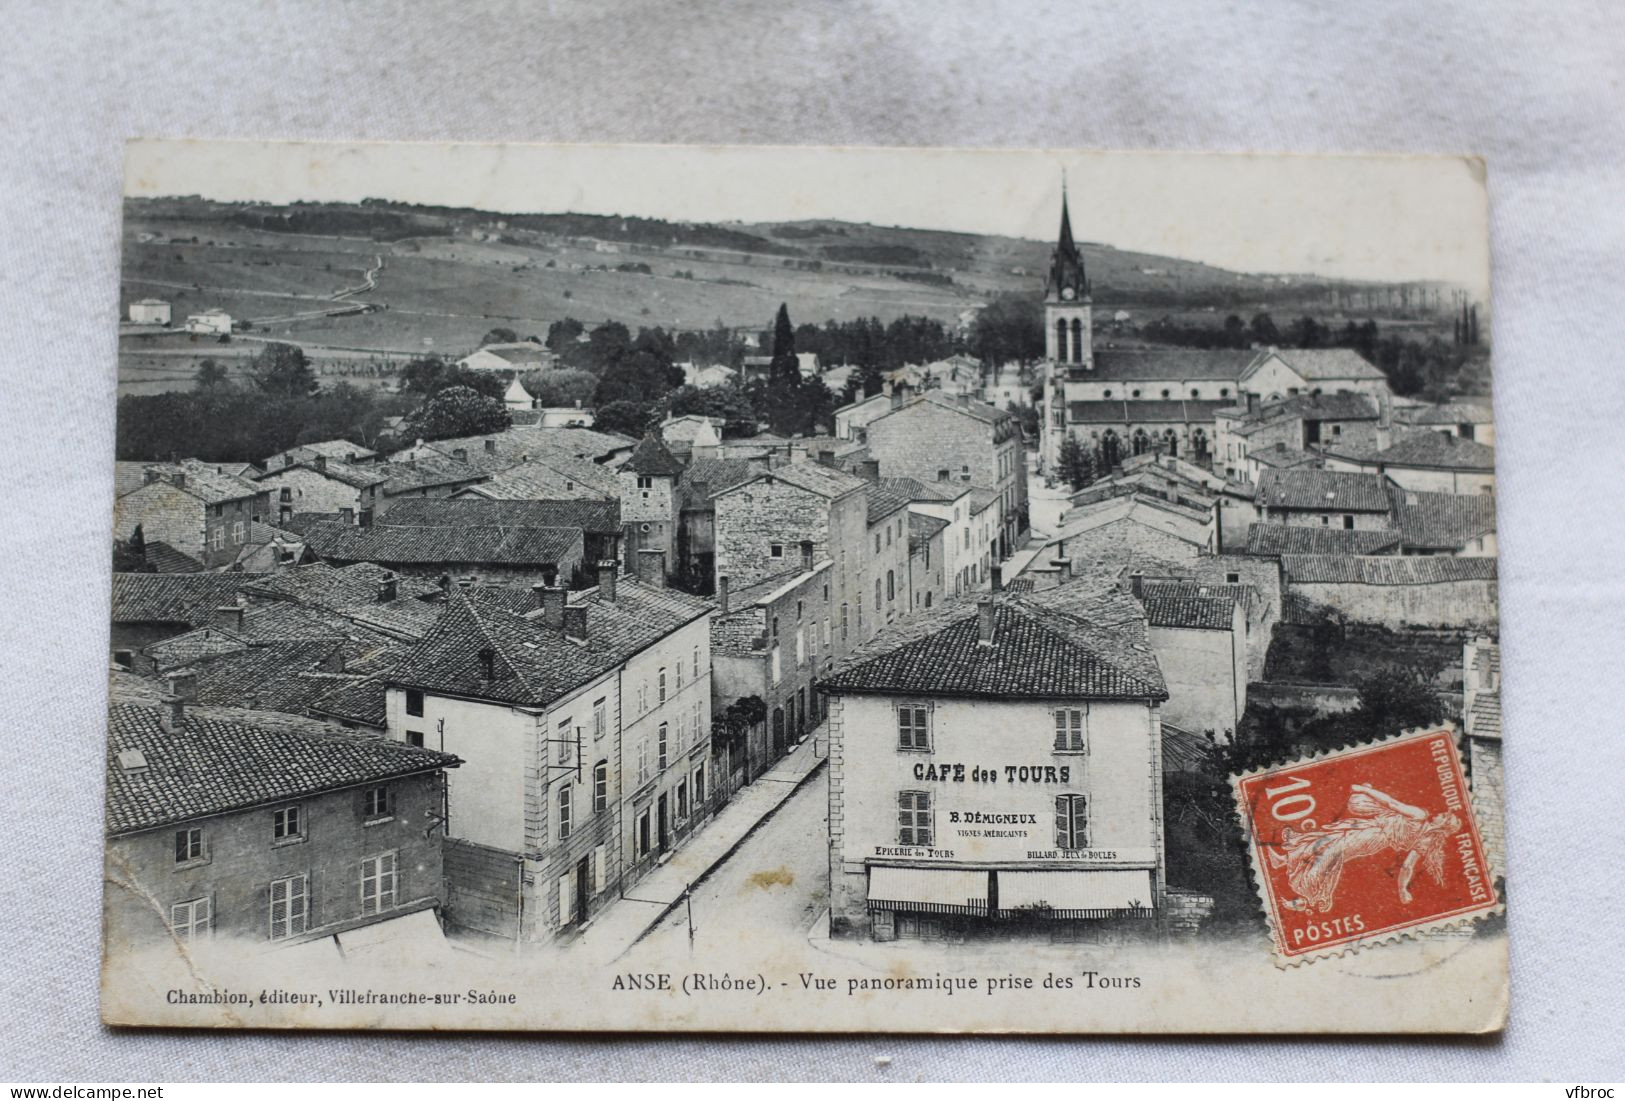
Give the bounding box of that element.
[1044,181,1092,372]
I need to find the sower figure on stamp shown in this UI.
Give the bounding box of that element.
[1267,784,1461,912]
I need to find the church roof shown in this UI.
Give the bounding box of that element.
[1088,348,1261,383]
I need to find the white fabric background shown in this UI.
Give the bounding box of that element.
[3,0,1623,1081]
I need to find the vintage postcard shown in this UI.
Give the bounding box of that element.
[102,140,1505,1032]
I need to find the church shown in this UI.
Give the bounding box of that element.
[1037,189,1389,475]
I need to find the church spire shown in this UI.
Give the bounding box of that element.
[1046,175,1088,303]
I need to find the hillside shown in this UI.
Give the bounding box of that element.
[119,196,1462,396]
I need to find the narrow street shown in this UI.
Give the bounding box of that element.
[622,767,829,968]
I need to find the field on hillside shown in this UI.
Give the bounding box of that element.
[120,197,1470,395]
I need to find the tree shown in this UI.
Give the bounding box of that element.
[114,525,153,573]
[1058,434,1093,491]
[593,400,655,438]
[480,327,519,346]
[1249,312,1280,346]
[522,367,597,409]
[406,385,512,441]
[248,342,318,397]
[193,359,230,390]
[594,350,684,407]
[545,318,585,353]
[968,292,1044,366]
[768,303,799,385]
[666,384,759,437]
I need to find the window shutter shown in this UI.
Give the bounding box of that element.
[593,845,607,895]
[558,872,573,927]
[1055,795,1069,848]
[1054,711,1067,751]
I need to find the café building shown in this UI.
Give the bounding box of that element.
[820,591,1169,941]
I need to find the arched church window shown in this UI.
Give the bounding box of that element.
[1055,319,1068,363]
[1070,318,1083,365]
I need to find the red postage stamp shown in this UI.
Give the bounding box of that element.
[1234,727,1500,964]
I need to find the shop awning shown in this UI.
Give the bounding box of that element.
[868,866,989,914]
[996,869,1154,916]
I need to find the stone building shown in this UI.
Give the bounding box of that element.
[103,696,459,952]
[862,391,1027,558]
[712,461,875,656]
[1254,468,1394,531]
[1323,429,1496,496]
[256,454,388,528]
[113,460,270,569]
[822,592,1169,942]
[1213,391,1388,483]
[1137,579,1249,744]
[1280,554,1498,630]
[619,434,686,582]
[382,569,713,943]
[711,560,835,783]
[300,519,585,587]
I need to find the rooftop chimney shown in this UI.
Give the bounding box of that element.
[167,671,197,702]
[857,459,880,483]
[637,548,668,588]
[377,571,398,602]
[453,448,468,462]
[976,598,996,646]
[211,605,245,632]
[540,562,559,588]
[172,472,186,489]
[596,560,618,603]
[717,575,730,615]
[159,694,186,733]
[563,605,589,643]
[484,439,497,453]
[538,583,566,629]
[314,454,327,473]
[818,449,836,467]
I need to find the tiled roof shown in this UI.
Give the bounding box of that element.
[384,497,621,535]
[144,541,206,573]
[820,594,1166,701]
[376,453,486,495]
[390,581,710,706]
[1405,401,1494,426]
[1340,429,1496,472]
[242,562,441,611]
[1467,692,1502,740]
[734,461,867,500]
[136,459,263,504]
[1244,523,1401,557]
[1138,580,1245,631]
[466,456,620,499]
[623,433,685,477]
[1280,554,1498,585]
[1387,487,1497,550]
[1264,348,1385,381]
[876,476,969,503]
[678,458,761,510]
[174,639,349,712]
[105,702,458,836]
[465,342,551,365]
[914,390,1010,424]
[1090,348,1260,383]
[1067,399,1233,425]
[114,461,153,498]
[257,457,388,489]
[111,573,258,626]
[266,440,378,467]
[1249,442,1320,468]
[303,522,583,568]
[863,481,914,525]
[908,513,948,553]
[1229,392,1380,437]
[1257,467,1392,512]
